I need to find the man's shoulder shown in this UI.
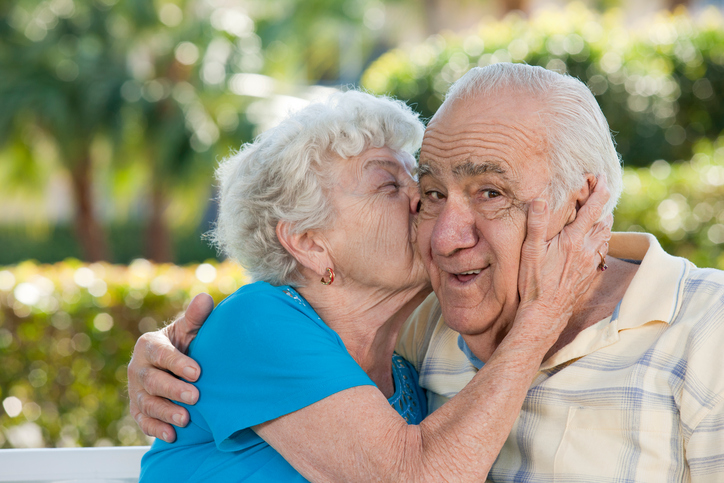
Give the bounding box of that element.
[686,264,724,283]
[677,264,724,317]
[404,292,443,330]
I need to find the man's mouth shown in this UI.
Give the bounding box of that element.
[453,268,483,283]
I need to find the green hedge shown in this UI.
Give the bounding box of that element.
[0,223,218,266]
[614,134,724,268]
[0,259,247,448]
[361,5,724,167]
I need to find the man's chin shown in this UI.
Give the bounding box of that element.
[441,304,495,335]
[439,293,516,339]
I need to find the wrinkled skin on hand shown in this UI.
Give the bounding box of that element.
[127,293,213,442]
[515,176,613,355]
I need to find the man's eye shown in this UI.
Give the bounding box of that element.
[425,190,445,201]
[481,189,501,199]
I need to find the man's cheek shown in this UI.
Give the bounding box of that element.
[475,197,528,221]
[415,219,434,249]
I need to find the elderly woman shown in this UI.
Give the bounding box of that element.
[137,90,610,481]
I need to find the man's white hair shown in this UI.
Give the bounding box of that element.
[445,63,623,216]
[211,90,425,286]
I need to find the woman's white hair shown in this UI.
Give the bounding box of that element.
[445,63,623,217]
[211,90,425,286]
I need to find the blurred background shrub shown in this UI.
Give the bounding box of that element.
[615,133,724,267]
[0,259,247,448]
[0,223,217,266]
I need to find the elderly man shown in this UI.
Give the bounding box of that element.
[129,64,724,481]
[396,63,724,481]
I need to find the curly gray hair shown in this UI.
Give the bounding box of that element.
[211,90,425,286]
[445,63,623,217]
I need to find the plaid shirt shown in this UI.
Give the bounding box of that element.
[396,233,724,482]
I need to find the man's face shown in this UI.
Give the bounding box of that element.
[417,90,576,337]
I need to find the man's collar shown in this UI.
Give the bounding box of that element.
[457,335,485,369]
[609,233,689,330]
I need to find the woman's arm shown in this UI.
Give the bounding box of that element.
[254,311,568,482]
[129,180,610,480]
[255,186,612,482]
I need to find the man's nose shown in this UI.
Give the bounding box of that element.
[430,198,478,257]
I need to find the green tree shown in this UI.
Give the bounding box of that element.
[0,0,249,263]
[0,0,130,261]
[115,0,243,262]
[361,5,724,167]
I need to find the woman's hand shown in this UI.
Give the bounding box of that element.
[127,293,213,442]
[516,175,612,345]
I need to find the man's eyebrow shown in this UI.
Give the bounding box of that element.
[452,160,506,178]
[416,163,438,179]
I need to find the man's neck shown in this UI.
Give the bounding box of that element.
[464,256,640,364]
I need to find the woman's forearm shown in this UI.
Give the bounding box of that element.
[406,307,559,481]
[255,307,560,483]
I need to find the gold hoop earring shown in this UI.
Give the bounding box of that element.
[320,267,335,285]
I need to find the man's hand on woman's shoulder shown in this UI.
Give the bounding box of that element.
[127,293,213,442]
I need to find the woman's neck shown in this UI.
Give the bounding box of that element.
[297,280,432,398]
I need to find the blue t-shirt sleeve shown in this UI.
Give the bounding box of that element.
[188,282,375,452]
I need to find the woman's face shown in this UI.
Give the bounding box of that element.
[323,147,429,293]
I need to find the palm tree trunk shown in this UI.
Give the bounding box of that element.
[70,154,108,262]
[422,0,442,35]
[145,182,174,263]
[501,0,527,14]
[668,0,691,9]
[422,0,528,34]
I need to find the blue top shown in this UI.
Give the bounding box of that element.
[140,281,426,482]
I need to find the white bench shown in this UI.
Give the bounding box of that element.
[0,446,149,483]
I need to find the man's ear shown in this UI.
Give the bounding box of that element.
[565,173,597,224]
[575,173,598,212]
[276,221,330,278]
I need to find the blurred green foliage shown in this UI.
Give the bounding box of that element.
[615,134,724,268]
[0,223,217,266]
[0,259,247,448]
[362,5,724,167]
[0,0,406,263]
[0,0,257,262]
